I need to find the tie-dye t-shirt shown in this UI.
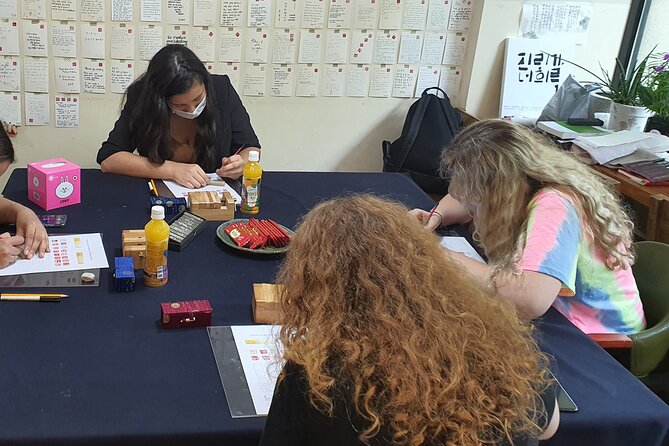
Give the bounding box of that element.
[518,189,645,335]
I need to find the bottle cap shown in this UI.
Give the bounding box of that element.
[151,205,165,220]
[248,150,260,162]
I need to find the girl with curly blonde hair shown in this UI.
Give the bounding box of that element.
[411,119,644,335]
[260,194,558,446]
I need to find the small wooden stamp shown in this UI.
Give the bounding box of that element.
[188,191,235,221]
[122,229,146,269]
[252,283,285,324]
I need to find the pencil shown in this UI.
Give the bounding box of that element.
[150,179,158,196]
[1,293,69,297]
[425,205,437,226]
[1,294,69,302]
[233,145,246,156]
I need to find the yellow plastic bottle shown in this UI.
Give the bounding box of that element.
[240,150,262,215]
[144,205,170,287]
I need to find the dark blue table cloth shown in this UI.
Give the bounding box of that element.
[0,169,667,446]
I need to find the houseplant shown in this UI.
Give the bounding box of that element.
[562,50,654,131]
[639,51,669,135]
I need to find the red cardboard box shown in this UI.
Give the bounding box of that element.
[161,300,212,329]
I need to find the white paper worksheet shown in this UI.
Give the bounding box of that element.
[440,236,485,263]
[193,0,217,25]
[51,23,77,58]
[298,30,322,64]
[0,57,20,91]
[0,92,21,124]
[274,0,297,28]
[295,64,319,97]
[0,234,109,277]
[378,0,401,29]
[164,173,243,204]
[324,29,348,64]
[110,24,134,60]
[80,0,104,21]
[301,0,326,28]
[22,21,48,57]
[81,24,105,59]
[139,25,162,60]
[24,57,49,92]
[24,91,49,125]
[51,0,76,20]
[54,59,80,93]
[55,94,79,128]
[327,0,351,28]
[245,29,270,63]
[230,325,284,416]
[0,21,20,56]
[81,59,106,93]
[272,29,297,64]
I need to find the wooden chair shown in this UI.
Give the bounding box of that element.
[647,194,669,244]
[589,241,669,381]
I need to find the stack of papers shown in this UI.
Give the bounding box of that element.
[537,121,610,139]
[573,131,669,165]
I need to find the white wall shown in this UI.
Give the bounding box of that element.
[638,0,669,59]
[464,0,633,119]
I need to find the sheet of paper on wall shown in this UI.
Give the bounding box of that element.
[398,31,423,64]
[219,28,243,62]
[353,0,379,29]
[378,0,401,29]
[22,22,48,57]
[349,30,374,64]
[447,0,471,31]
[0,93,21,125]
[82,60,106,94]
[55,95,79,128]
[52,24,77,58]
[110,60,134,93]
[421,31,446,65]
[327,0,352,28]
[499,37,575,120]
[273,30,297,64]
[369,65,393,97]
[164,173,242,204]
[81,0,105,21]
[243,63,267,96]
[321,64,346,97]
[25,92,50,125]
[346,64,371,97]
[194,0,217,25]
[374,31,399,65]
[439,66,461,98]
[392,65,418,98]
[139,26,162,59]
[51,0,76,20]
[220,62,241,90]
[301,0,327,29]
[21,0,46,19]
[0,0,18,17]
[426,0,452,30]
[0,233,109,277]
[140,0,161,21]
[111,24,135,59]
[165,27,188,45]
[166,0,188,23]
[220,0,244,26]
[245,29,270,63]
[0,58,21,91]
[24,58,49,93]
[111,0,132,21]
[403,0,428,30]
[54,59,81,93]
[519,1,592,45]
[274,0,297,27]
[298,30,323,64]
[0,21,20,55]
[191,28,216,62]
[81,24,106,59]
[442,32,466,66]
[415,66,440,97]
[440,237,486,264]
[230,325,284,416]
[247,0,270,27]
[270,65,294,96]
[295,65,319,97]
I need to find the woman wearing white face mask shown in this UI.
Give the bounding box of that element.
[97,44,260,187]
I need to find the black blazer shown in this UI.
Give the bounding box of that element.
[97,75,260,168]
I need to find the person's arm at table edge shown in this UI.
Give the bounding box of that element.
[100,152,209,188]
[447,251,561,320]
[411,194,472,230]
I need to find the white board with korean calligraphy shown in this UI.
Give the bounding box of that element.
[499,37,575,120]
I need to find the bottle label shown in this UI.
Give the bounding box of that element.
[242,178,260,212]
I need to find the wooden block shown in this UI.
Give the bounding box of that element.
[188,191,235,221]
[253,283,285,324]
[189,191,220,210]
[122,229,146,269]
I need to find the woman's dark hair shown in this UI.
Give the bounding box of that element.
[0,124,16,164]
[126,44,218,171]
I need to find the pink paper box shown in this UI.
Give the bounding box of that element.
[27,158,81,210]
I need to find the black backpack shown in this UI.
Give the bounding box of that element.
[382,87,463,195]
